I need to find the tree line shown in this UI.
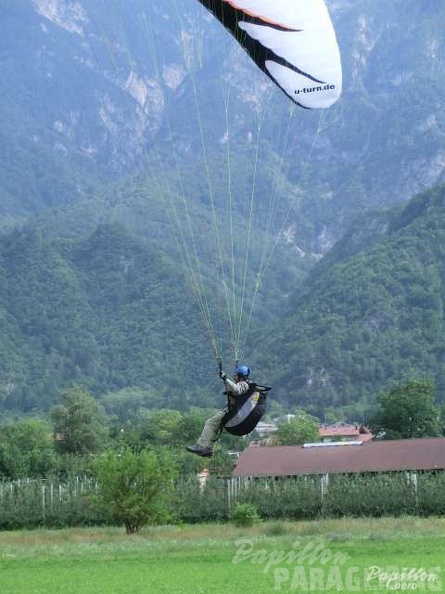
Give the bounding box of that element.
[0,378,443,532]
[1,378,443,481]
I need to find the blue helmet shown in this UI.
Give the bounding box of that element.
[235,364,250,378]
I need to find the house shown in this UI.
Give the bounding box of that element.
[233,438,445,478]
[257,418,374,443]
[319,421,374,443]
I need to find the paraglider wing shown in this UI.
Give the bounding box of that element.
[197,0,342,108]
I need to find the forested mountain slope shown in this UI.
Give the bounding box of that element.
[256,185,445,419]
[0,223,212,412]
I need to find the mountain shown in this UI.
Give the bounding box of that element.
[0,223,213,412]
[0,1,444,413]
[256,184,445,420]
[1,1,444,241]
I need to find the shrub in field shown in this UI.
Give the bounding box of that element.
[91,446,177,534]
[231,503,261,527]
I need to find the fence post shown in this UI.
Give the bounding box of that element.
[42,484,46,521]
[320,473,329,515]
[227,477,242,515]
[227,479,231,514]
[406,471,418,511]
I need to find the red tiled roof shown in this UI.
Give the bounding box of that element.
[318,422,373,438]
[233,438,445,477]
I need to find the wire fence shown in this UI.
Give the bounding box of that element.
[0,476,101,529]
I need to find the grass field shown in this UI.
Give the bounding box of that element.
[0,517,444,593]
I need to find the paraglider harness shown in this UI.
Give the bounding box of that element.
[218,359,272,436]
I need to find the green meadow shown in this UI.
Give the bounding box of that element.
[0,517,444,594]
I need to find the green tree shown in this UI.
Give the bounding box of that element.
[92,446,176,534]
[0,418,56,479]
[371,378,441,439]
[176,408,210,445]
[271,414,320,445]
[141,409,183,446]
[50,386,109,455]
[99,387,160,424]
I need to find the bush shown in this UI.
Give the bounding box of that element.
[231,503,261,527]
[91,446,177,534]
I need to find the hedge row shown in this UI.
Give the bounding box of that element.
[0,472,444,529]
[235,472,445,519]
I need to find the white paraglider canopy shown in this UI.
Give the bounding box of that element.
[197,0,342,108]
